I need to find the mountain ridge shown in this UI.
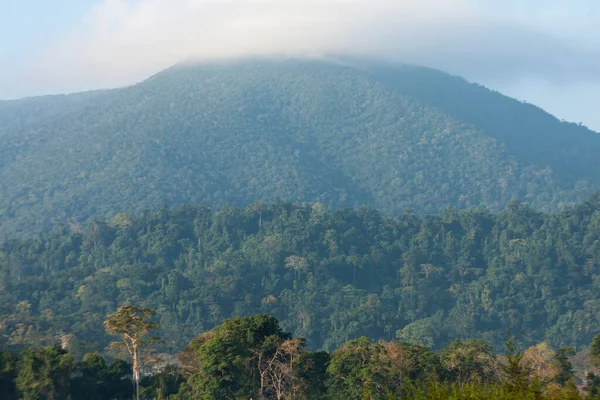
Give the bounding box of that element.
[0,56,599,240]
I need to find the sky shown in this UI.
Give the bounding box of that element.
[1,0,599,131]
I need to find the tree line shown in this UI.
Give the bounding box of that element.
[1,307,600,399]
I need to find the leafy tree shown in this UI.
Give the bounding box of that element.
[585,372,600,399]
[15,345,74,400]
[501,337,532,393]
[523,343,555,383]
[70,353,132,400]
[327,337,406,400]
[139,364,184,400]
[181,314,291,399]
[439,340,497,385]
[0,351,17,400]
[591,334,600,371]
[552,347,576,386]
[105,305,162,400]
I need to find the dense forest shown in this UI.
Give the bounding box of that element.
[1,57,600,239]
[2,311,600,399]
[3,54,600,400]
[1,198,600,358]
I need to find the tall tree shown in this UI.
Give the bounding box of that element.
[0,351,18,400]
[501,337,532,393]
[105,305,161,400]
[552,347,576,386]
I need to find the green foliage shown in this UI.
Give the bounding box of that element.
[591,334,600,370]
[15,345,74,400]
[71,353,132,400]
[1,57,600,239]
[105,305,162,400]
[585,372,600,399]
[0,313,597,399]
[139,364,184,400]
[553,347,576,386]
[403,380,551,400]
[3,346,132,400]
[501,337,532,393]
[179,314,290,399]
[325,337,433,399]
[439,340,496,385]
[0,351,17,400]
[326,337,381,399]
[1,198,600,355]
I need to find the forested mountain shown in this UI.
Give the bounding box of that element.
[1,199,600,357]
[1,56,600,239]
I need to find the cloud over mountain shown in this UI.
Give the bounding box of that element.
[19,0,599,89]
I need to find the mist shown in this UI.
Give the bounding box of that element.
[3,0,600,129]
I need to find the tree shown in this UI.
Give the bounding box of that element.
[585,372,600,399]
[591,334,600,371]
[327,337,396,400]
[501,337,532,393]
[181,314,292,399]
[586,335,600,399]
[179,314,313,399]
[105,305,161,400]
[71,353,107,400]
[285,256,309,281]
[15,345,74,400]
[139,364,184,400]
[0,350,18,400]
[440,339,497,385]
[70,353,132,400]
[253,337,305,400]
[552,347,576,386]
[523,342,555,383]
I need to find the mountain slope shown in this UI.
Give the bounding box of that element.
[0,57,599,239]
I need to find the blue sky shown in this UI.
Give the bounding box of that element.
[1,0,599,131]
[0,1,94,62]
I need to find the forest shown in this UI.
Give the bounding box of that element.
[1,310,600,399]
[1,197,600,357]
[2,54,600,400]
[1,57,600,239]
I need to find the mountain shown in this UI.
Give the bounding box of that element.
[1,56,599,239]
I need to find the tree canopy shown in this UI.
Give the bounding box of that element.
[2,313,599,399]
[1,57,599,239]
[1,198,600,355]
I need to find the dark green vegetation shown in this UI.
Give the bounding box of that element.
[2,314,600,399]
[2,199,600,355]
[1,57,600,239]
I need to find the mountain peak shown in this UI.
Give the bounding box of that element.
[0,56,599,239]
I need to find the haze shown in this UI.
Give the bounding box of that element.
[1,0,599,130]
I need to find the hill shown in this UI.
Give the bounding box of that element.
[1,199,599,354]
[1,56,599,239]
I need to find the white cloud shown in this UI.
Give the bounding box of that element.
[7,1,511,84]
[5,0,600,131]
[29,0,467,84]
[23,0,598,87]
